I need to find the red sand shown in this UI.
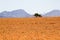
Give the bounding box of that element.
[0,17,60,40]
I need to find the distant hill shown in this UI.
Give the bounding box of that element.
[43,10,60,17]
[0,9,33,18]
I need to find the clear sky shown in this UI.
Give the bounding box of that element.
[0,0,60,15]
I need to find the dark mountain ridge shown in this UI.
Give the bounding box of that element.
[0,9,33,18]
[43,10,60,17]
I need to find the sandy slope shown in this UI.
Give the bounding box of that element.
[0,17,60,40]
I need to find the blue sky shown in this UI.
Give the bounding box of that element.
[0,0,60,15]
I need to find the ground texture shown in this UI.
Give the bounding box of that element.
[0,17,60,40]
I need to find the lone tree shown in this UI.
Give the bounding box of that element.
[34,13,42,17]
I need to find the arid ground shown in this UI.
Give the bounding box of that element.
[0,17,60,40]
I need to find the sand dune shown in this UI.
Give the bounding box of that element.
[0,17,60,40]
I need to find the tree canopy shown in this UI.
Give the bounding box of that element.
[34,13,42,17]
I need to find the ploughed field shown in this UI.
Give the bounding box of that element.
[0,17,60,40]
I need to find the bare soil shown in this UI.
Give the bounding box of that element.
[0,17,60,40]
